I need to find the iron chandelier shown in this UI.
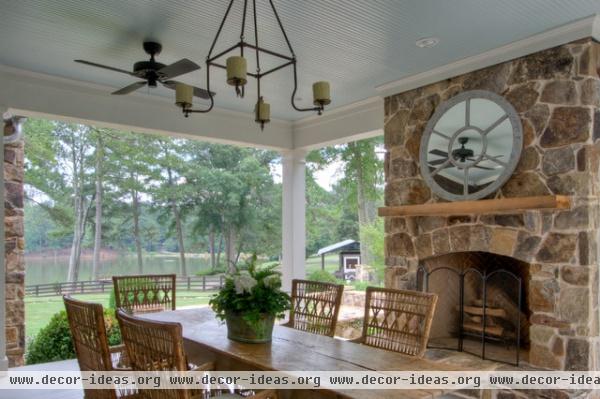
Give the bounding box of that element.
[174,0,331,129]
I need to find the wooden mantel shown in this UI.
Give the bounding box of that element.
[378,195,571,217]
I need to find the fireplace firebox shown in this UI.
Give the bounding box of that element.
[417,252,530,366]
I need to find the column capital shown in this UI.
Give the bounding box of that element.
[2,112,25,144]
[280,148,308,161]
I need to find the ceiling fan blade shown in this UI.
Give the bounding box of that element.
[158,59,201,79]
[75,60,135,76]
[112,81,147,95]
[429,149,448,157]
[473,165,495,171]
[161,81,215,100]
[428,158,449,166]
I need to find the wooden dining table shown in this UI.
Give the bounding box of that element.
[143,308,461,399]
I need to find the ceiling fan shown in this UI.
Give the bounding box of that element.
[75,41,213,98]
[428,138,501,170]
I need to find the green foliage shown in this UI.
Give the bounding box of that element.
[351,281,371,291]
[307,269,341,284]
[25,311,73,364]
[25,309,121,365]
[196,266,227,276]
[24,118,283,277]
[108,289,116,310]
[359,218,385,282]
[209,255,290,330]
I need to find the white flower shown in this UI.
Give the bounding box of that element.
[263,274,281,289]
[233,273,257,294]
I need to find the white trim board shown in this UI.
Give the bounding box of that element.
[292,96,384,150]
[375,14,600,98]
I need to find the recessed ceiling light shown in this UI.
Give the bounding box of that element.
[415,37,439,48]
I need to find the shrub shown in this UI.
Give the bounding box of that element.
[307,269,341,284]
[108,289,117,310]
[25,311,74,365]
[26,309,122,365]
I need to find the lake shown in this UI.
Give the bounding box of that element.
[25,250,214,286]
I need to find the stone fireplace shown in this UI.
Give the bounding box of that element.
[383,38,600,371]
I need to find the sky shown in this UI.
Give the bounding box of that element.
[270,158,344,191]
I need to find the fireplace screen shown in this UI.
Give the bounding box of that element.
[417,252,527,366]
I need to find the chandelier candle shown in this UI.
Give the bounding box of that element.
[313,81,331,106]
[175,83,193,110]
[255,97,270,129]
[226,56,247,96]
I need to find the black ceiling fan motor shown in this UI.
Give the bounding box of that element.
[132,42,166,86]
[452,137,474,162]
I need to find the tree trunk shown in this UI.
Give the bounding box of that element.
[131,185,143,274]
[209,227,216,269]
[67,194,84,282]
[173,206,186,276]
[235,242,243,265]
[215,233,223,268]
[225,227,237,272]
[92,135,103,280]
[167,166,187,276]
[67,131,85,282]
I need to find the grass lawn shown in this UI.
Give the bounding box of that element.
[25,290,216,339]
[305,253,339,275]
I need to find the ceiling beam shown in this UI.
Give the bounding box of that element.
[0,65,293,150]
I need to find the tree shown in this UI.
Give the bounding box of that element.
[155,139,188,276]
[185,143,280,269]
[91,131,104,279]
[107,132,160,273]
[307,137,383,267]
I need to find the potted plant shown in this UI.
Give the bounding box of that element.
[209,255,290,343]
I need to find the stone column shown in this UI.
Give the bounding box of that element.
[0,106,6,370]
[281,149,307,292]
[2,112,25,367]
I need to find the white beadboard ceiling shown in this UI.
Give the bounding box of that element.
[0,0,599,120]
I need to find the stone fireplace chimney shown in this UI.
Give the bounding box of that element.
[383,39,600,371]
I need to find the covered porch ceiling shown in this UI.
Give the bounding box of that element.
[0,1,599,151]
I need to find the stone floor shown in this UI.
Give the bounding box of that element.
[7,359,83,399]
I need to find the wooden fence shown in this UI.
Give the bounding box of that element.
[25,275,225,297]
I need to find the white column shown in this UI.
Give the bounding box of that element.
[0,106,7,370]
[281,149,307,292]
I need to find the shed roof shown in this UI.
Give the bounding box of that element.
[317,239,359,256]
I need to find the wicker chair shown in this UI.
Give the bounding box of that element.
[354,287,438,357]
[112,274,176,314]
[283,279,344,337]
[116,310,277,399]
[63,296,137,399]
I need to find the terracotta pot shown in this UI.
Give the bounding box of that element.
[225,311,275,343]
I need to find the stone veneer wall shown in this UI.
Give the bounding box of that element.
[383,39,600,371]
[4,137,25,367]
